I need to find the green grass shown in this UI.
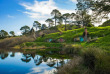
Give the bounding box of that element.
[35,26,110,50]
[24,42,63,48]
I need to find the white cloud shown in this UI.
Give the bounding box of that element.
[20,0,75,24]
[70,0,77,3]
[27,67,56,74]
[7,15,15,18]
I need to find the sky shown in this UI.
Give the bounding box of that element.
[0,0,108,35]
[0,0,77,35]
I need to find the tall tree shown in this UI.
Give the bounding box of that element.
[51,9,61,26]
[33,21,41,31]
[62,13,70,31]
[83,0,110,19]
[9,31,15,36]
[41,24,47,30]
[75,10,93,27]
[57,16,63,25]
[45,19,54,28]
[20,25,30,35]
[76,0,89,26]
[70,13,76,22]
[0,30,8,38]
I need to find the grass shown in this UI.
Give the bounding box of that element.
[0,36,35,48]
[35,26,110,50]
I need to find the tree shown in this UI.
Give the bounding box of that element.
[83,0,110,19]
[51,9,61,26]
[45,19,54,28]
[76,0,90,27]
[70,13,76,22]
[30,27,36,39]
[57,16,63,25]
[41,24,47,30]
[62,13,70,31]
[76,10,94,27]
[100,19,110,27]
[33,21,41,31]
[0,30,8,38]
[9,31,15,36]
[20,25,30,35]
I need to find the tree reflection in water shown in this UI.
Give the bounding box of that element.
[0,51,8,59]
[21,54,31,63]
[47,57,56,67]
[0,50,69,70]
[10,52,15,57]
[34,55,42,66]
[20,53,68,69]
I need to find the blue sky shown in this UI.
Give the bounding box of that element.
[0,0,77,35]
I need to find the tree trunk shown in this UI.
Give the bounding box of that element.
[65,20,66,31]
[82,10,84,27]
[55,13,56,26]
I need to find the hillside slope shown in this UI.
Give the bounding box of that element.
[36,26,110,50]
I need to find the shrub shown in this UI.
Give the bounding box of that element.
[62,44,82,55]
[0,36,35,48]
[57,57,84,74]
[82,47,110,74]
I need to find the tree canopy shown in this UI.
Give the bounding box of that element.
[33,21,41,31]
[20,25,30,35]
[51,9,61,26]
[100,19,110,27]
[45,19,54,28]
[9,31,15,36]
[0,30,8,38]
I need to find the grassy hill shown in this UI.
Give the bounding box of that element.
[35,26,110,50]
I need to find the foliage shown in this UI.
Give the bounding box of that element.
[62,44,82,55]
[20,25,30,35]
[45,18,54,28]
[62,13,70,31]
[33,21,41,30]
[57,47,110,74]
[100,19,110,27]
[41,24,47,30]
[9,31,15,36]
[57,24,65,32]
[0,30,9,38]
[82,47,110,73]
[51,9,61,26]
[83,0,110,19]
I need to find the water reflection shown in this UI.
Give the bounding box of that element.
[0,50,70,74]
[21,54,31,63]
[10,52,15,57]
[0,51,8,59]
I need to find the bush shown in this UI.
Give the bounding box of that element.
[57,47,110,74]
[82,47,110,73]
[57,57,85,74]
[0,36,35,48]
[62,44,82,55]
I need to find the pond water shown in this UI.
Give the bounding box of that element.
[0,50,69,74]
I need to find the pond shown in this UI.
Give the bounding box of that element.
[0,50,69,74]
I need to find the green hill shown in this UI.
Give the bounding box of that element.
[35,26,110,50]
